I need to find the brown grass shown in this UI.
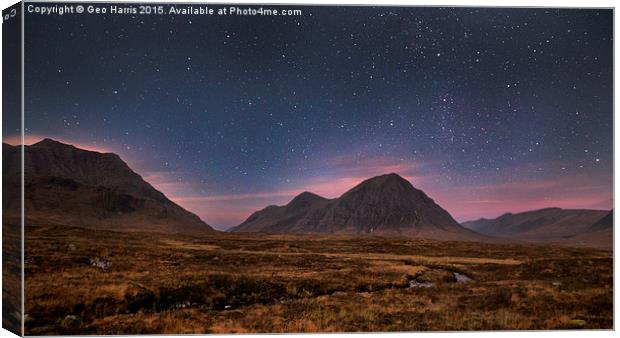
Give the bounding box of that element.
[24,223,612,334]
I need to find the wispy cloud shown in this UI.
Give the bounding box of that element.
[10,134,612,229]
[131,155,614,228]
[428,175,613,222]
[173,191,299,203]
[162,155,441,227]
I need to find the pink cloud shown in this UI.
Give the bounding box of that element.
[174,198,288,230]
[164,155,611,228]
[426,176,613,222]
[173,191,299,202]
[295,154,437,198]
[8,135,611,229]
[163,156,441,227]
[141,171,195,196]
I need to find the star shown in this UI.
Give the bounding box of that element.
[20,6,612,227]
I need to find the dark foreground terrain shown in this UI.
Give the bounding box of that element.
[24,224,612,334]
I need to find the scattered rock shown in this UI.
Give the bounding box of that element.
[90,257,111,270]
[24,314,33,323]
[61,315,82,330]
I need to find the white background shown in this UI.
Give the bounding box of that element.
[0,0,616,337]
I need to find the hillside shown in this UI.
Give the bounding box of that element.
[462,208,609,244]
[232,173,486,241]
[3,139,214,234]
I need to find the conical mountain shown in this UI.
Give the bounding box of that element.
[3,139,214,234]
[233,173,485,241]
[286,192,329,212]
[318,173,463,233]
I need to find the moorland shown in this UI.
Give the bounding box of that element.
[24,224,612,334]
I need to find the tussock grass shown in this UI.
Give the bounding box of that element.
[24,224,612,334]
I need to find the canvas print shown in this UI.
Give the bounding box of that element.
[2,2,613,335]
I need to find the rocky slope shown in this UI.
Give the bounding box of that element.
[3,139,214,234]
[589,210,613,231]
[462,207,610,247]
[232,173,486,241]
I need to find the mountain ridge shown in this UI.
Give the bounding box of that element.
[3,139,215,234]
[462,207,610,244]
[590,210,613,231]
[232,173,487,241]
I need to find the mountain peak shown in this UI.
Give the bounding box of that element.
[234,171,480,240]
[366,173,412,187]
[4,139,215,234]
[31,138,112,155]
[343,173,417,199]
[33,138,69,147]
[371,172,408,182]
[286,191,328,212]
[386,172,404,178]
[291,191,325,202]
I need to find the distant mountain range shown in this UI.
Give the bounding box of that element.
[568,210,613,249]
[231,173,487,242]
[3,139,612,248]
[462,208,612,248]
[590,210,613,231]
[3,139,214,234]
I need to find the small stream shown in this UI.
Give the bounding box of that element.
[408,280,434,288]
[408,272,473,289]
[454,272,473,283]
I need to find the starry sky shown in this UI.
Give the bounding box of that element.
[14,5,613,230]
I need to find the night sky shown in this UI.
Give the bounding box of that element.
[16,5,613,230]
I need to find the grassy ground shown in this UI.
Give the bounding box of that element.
[24,224,612,334]
[3,220,22,335]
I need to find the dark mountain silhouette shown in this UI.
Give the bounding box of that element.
[462,207,608,242]
[231,173,486,241]
[590,210,613,231]
[228,192,333,233]
[563,209,613,249]
[3,139,214,234]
